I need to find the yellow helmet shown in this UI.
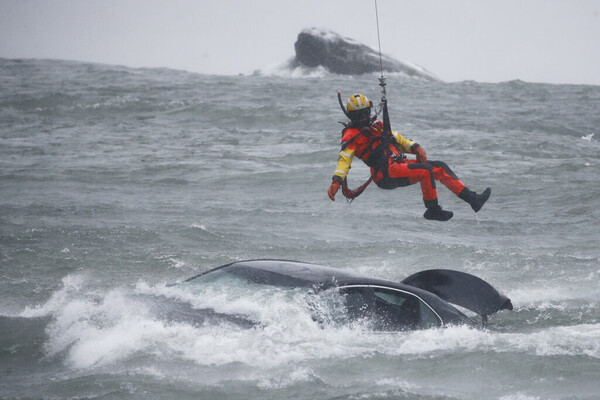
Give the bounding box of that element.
[346,93,372,126]
[346,94,372,111]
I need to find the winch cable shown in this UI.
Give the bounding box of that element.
[375,0,392,138]
[340,0,393,202]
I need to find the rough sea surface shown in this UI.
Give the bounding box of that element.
[1,58,599,400]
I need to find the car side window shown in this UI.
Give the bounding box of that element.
[418,299,441,328]
[339,286,441,330]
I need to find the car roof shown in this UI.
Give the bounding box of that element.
[194,259,426,293]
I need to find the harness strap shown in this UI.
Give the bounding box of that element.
[341,175,374,201]
[339,125,397,200]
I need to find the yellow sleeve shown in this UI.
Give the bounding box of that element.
[333,147,355,181]
[392,130,419,154]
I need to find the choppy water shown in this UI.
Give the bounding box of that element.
[1,58,599,400]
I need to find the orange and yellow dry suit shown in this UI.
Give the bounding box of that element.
[332,120,466,208]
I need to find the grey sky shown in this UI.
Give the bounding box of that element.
[1,0,598,84]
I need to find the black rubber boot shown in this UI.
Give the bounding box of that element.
[423,205,454,221]
[459,187,491,212]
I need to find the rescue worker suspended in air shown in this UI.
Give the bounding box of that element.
[327,93,491,221]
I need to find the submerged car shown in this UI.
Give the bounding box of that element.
[162,259,513,331]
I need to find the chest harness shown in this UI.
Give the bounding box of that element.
[341,125,405,171]
[337,89,405,201]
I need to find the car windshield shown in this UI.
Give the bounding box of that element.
[181,267,305,297]
[172,267,311,326]
[188,265,311,289]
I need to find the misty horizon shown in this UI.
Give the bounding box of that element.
[1,0,599,85]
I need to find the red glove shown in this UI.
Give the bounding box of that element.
[414,146,427,163]
[327,179,341,201]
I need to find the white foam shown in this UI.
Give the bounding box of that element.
[20,273,88,318]
[508,285,575,306]
[156,254,186,269]
[581,133,595,141]
[502,324,600,358]
[256,367,318,390]
[507,282,600,310]
[26,274,600,372]
[43,288,156,368]
[255,60,330,79]
[499,393,541,400]
[300,27,361,46]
